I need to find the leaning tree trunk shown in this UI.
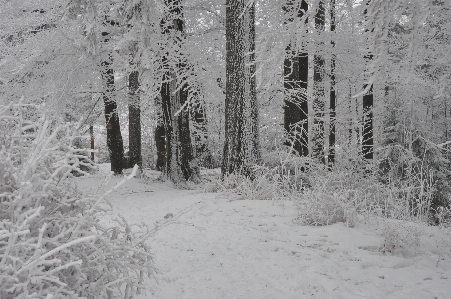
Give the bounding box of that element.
[160,0,197,183]
[101,25,124,174]
[283,0,309,157]
[313,0,325,164]
[128,70,142,168]
[222,0,246,176]
[328,0,336,168]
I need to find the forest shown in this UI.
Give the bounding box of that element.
[1,0,451,298]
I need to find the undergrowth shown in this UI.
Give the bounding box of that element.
[0,99,155,299]
[204,145,451,235]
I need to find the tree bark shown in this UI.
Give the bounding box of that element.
[155,98,166,171]
[244,2,261,164]
[101,25,124,175]
[328,0,336,168]
[160,0,197,183]
[222,0,246,176]
[128,70,142,168]
[313,0,325,163]
[283,0,309,157]
[190,91,213,168]
[362,2,374,160]
[90,124,95,161]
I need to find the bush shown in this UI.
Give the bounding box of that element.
[0,99,154,299]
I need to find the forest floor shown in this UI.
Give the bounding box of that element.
[75,164,451,299]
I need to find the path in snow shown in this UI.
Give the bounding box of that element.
[77,171,451,299]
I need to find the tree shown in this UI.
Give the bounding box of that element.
[190,88,214,168]
[312,0,325,163]
[244,1,261,164]
[160,0,197,183]
[128,68,142,169]
[155,99,166,171]
[283,0,309,157]
[328,0,336,167]
[101,19,124,174]
[362,1,373,160]
[222,0,258,176]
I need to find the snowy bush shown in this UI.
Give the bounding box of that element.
[0,99,154,299]
[378,221,422,256]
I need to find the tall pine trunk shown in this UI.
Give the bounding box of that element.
[160,0,197,183]
[283,0,309,157]
[128,70,142,168]
[222,0,258,176]
[328,0,336,168]
[101,24,124,174]
[313,0,325,163]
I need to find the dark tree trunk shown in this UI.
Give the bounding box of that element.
[101,28,124,174]
[283,0,309,157]
[348,86,353,145]
[128,70,142,168]
[328,0,336,168]
[155,98,166,171]
[244,2,261,164]
[313,0,325,163]
[362,86,374,160]
[160,0,197,183]
[190,92,213,168]
[362,2,374,160]
[90,124,95,161]
[178,83,195,180]
[222,0,246,176]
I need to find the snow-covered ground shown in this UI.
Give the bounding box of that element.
[75,165,451,299]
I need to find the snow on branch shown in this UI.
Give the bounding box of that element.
[0,98,154,299]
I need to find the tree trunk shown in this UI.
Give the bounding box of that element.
[283,0,309,157]
[222,0,246,176]
[155,98,166,171]
[328,0,336,168]
[362,2,374,160]
[190,91,213,168]
[313,0,325,163]
[160,0,197,183]
[128,70,142,168]
[244,2,261,164]
[90,124,95,161]
[362,87,374,160]
[101,26,124,175]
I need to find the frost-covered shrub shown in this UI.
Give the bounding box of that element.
[380,135,451,223]
[0,99,154,299]
[378,221,422,256]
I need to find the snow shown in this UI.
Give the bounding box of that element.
[76,165,451,299]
